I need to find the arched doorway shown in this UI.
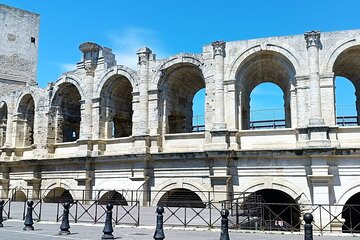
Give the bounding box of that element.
[159,63,205,134]
[245,189,301,231]
[342,192,360,233]
[98,191,128,205]
[236,51,295,130]
[333,45,360,126]
[12,190,26,202]
[43,187,74,203]
[157,188,205,208]
[16,94,35,147]
[0,101,7,147]
[50,83,81,143]
[99,75,133,138]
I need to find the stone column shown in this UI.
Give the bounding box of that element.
[79,42,101,140]
[212,41,226,130]
[135,47,152,136]
[304,31,323,125]
[304,31,330,147]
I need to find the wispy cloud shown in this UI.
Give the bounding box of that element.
[60,63,77,72]
[107,27,168,69]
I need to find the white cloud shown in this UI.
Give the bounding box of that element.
[107,27,168,69]
[60,63,77,72]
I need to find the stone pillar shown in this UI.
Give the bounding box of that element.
[148,90,162,153]
[0,166,9,199]
[290,86,297,128]
[212,41,226,130]
[205,41,229,150]
[304,31,323,124]
[79,42,101,140]
[308,158,333,231]
[84,162,94,203]
[304,31,330,146]
[136,47,151,135]
[320,73,336,126]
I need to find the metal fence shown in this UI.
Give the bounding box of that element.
[3,189,360,234]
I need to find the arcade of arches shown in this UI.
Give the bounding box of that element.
[2,28,360,234]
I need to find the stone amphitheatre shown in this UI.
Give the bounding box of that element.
[2,3,360,234]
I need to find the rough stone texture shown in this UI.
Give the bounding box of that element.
[3,4,360,234]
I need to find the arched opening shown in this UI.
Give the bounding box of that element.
[157,188,205,208]
[236,51,295,130]
[342,192,360,233]
[244,189,300,231]
[51,83,81,143]
[0,101,7,147]
[99,75,133,138]
[12,190,26,202]
[192,88,205,132]
[43,187,74,203]
[160,63,205,134]
[333,46,360,126]
[16,94,35,147]
[249,83,286,129]
[98,191,128,205]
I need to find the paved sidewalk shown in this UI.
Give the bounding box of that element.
[0,220,359,240]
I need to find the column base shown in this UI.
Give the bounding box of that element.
[133,135,150,154]
[204,129,229,150]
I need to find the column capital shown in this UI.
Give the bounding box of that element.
[304,31,321,49]
[211,40,226,58]
[137,47,152,65]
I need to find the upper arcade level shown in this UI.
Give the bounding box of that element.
[2,29,360,160]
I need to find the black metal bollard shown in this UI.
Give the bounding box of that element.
[153,206,165,240]
[0,200,4,227]
[220,209,230,240]
[101,203,114,240]
[304,213,313,240]
[59,202,71,235]
[23,200,34,231]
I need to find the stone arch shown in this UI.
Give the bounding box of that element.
[154,54,205,134]
[14,93,35,147]
[324,40,360,125]
[323,38,358,74]
[239,178,310,205]
[97,69,134,139]
[233,48,297,130]
[151,53,204,87]
[11,189,27,202]
[98,190,128,205]
[43,187,74,203]
[152,179,209,206]
[49,81,82,143]
[225,43,303,81]
[95,65,138,97]
[50,74,85,103]
[41,179,78,201]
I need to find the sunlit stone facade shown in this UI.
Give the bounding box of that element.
[2,3,360,232]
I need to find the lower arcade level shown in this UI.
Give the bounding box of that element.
[1,148,360,233]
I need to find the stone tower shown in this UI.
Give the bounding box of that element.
[0,4,40,93]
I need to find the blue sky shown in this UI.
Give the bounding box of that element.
[2,0,360,119]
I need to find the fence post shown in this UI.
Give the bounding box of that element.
[304,213,313,240]
[153,206,165,240]
[220,209,230,240]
